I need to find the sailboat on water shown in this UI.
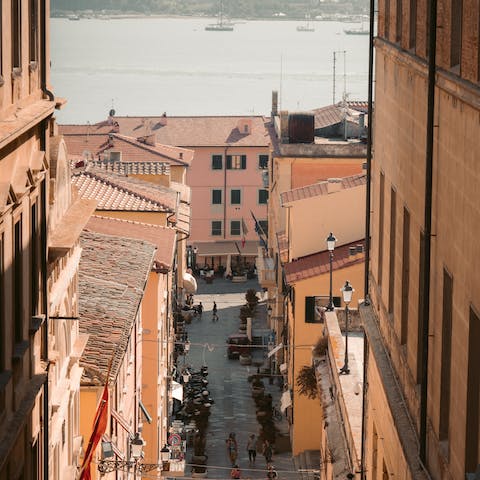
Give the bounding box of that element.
[297,14,315,32]
[205,0,234,31]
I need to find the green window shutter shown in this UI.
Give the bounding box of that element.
[226,155,232,169]
[212,155,223,169]
[241,155,247,169]
[305,297,315,323]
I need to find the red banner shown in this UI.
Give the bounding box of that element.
[79,384,109,480]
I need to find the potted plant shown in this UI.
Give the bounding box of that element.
[245,289,259,309]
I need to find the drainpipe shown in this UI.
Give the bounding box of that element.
[223,147,228,239]
[363,0,375,307]
[419,0,438,463]
[360,1,376,475]
[40,0,55,474]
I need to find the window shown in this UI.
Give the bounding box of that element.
[378,172,385,286]
[230,189,241,205]
[439,268,453,441]
[396,0,403,43]
[465,306,480,475]
[401,207,410,344]
[416,231,426,383]
[29,0,38,63]
[211,221,222,236]
[409,0,417,49]
[450,0,462,67]
[31,203,39,316]
[14,217,23,343]
[258,189,268,204]
[230,221,241,236]
[388,188,396,314]
[0,233,4,371]
[212,155,223,170]
[259,154,269,169]
[384,0,391,39]
[212,189,222,205]
[226,155,246,170]
[12,0,22,70]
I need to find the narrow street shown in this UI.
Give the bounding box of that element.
[182,277,299,480]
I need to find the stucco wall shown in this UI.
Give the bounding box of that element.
[288,184,365,260]
[185,146,268,242]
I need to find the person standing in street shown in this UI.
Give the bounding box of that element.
[267,464,277,480]
[226,432,238,465]
[246,434,257,464]
[230,464,241,479]
[262,439,273,465]
[212,301,218,322]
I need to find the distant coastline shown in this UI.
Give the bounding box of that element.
[53,11,371,23]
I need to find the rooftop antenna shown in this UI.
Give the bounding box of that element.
[333,50,346,105]
[279,54,283,111]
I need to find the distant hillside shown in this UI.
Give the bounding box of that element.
[52,0,368,18]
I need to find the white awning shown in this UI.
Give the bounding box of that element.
[183,272,197,294]
[280,390,292,412]
[171,381,183,401]
[267,343,283,358]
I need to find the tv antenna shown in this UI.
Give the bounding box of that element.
[333,50,346,105]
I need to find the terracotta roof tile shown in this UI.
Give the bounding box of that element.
[291,162,364,189]
[61,116,271,148]
[281,173,366,205]
[79,231,156,385]
[71,168,176,211]
[59,129,194,166]
[284,240,365,284]
[85,216,176,271]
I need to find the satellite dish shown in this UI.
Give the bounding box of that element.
[109,109,116,117]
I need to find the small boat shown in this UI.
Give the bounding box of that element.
[68,14,80,21]
[297,14,315,32]
[344,23,369,34]
[205,0,234,31]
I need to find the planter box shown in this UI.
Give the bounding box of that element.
[231,275,247,283]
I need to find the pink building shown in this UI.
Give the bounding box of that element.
[93,115,270,273]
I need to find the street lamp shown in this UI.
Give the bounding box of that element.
[339,280,354,375]
[326,232,337,311]
[130,432,144,460]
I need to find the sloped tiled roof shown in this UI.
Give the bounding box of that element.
[79,231,156,385]
[71,168,176,212]
[85,216,176,272]
[62,115,271,148]
[280,174,366,205]
[59,129,193,166]
[276,231,289,264]
[284,241,365,284]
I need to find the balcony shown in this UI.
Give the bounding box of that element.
[255,247,276,288]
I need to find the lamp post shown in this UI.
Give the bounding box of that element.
[130,432,144,478]
[160,444,171,471]
[340,280,354,375]
[326,232,337,311]
[193,246,198,273]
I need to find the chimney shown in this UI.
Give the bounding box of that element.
[327,178,342,194]
[179,152,183,160]
[280,111,289,143]
[271,91,278,117]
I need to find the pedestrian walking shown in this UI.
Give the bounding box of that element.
[231,464,241,479]
[212,301,218,322]
[267,465,277,480]
[226,432,238,465]
[262,440,273,464]
[246,434,257,464]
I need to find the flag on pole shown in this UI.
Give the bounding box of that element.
[250,211,268,245]
[79,383,109,480]
[241,218,248,248]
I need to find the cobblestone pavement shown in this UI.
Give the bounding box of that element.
[181,277,300,480]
